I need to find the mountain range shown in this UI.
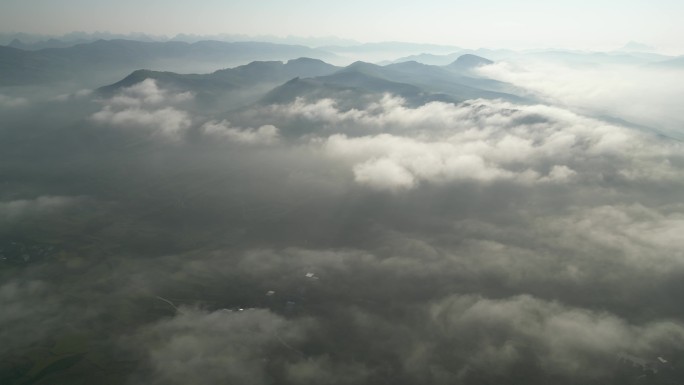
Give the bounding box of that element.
[0,39,335,87]
[98,54,525,108]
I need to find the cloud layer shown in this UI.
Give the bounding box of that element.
[267,95,681,190]
[477,61,684,140]
[2,74,684,385]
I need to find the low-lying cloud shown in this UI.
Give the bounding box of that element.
[92,106,192,139]
[265,96,683,190]
[0,195,81,222]
[133,308,313,385]
[477,61,684,140]
[91,79,194,140]
[108,79,193,108]
[202,120,280,144]
[3,65,684,385]
[0,94,28,108]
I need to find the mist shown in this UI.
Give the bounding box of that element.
[477,60,684,140]
[2,32,684,385]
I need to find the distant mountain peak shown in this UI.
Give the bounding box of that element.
[451,54,493,68]
[8,38,23,47]
[619,41,655,53]
[345,61,382,71]
[348,60,376,66]
[286,57,326,65]
[389,60,426,69]
[444,54,494,73]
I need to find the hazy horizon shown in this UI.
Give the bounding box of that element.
[0,30,673,54]
[2,0,684,54]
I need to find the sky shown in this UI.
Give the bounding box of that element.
[2,0,684,53]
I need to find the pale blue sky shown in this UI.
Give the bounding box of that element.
[2,0,683,53]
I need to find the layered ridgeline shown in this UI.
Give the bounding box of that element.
[98,54,524,109]
[0,39,336,86]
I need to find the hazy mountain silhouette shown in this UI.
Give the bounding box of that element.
[652,56,684,68]
[99,58,340,100]
[392,49,517,65]
[388,59,523,98]
[445,54,494,71]
[101,58,524,107]
[393,49,673,67]
[0,45,72,85]
[0,40,335,86]
[101,56,524,107]
[321,41,460,54]
[7,38,92,50]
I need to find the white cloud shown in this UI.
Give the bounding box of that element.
[270,97,365,123]
[108,79,193,107]
[91,79,194,140]
[325,133,521,190]
[540,204,684,269]
[540,165,577,183]
[0,94,28,108]
[92,106,191,140]
[135,308,314,385]
[53,89,93,101]
[353,158,416,190]
[477,61,684,140]
[269,95,682,190]
[201,120,279,144]
[0,195,81,221]
[270,94,472,129]
[428,294,684,377]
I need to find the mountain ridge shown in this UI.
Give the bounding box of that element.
[99,56,526,108]
[0,39,336,87]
